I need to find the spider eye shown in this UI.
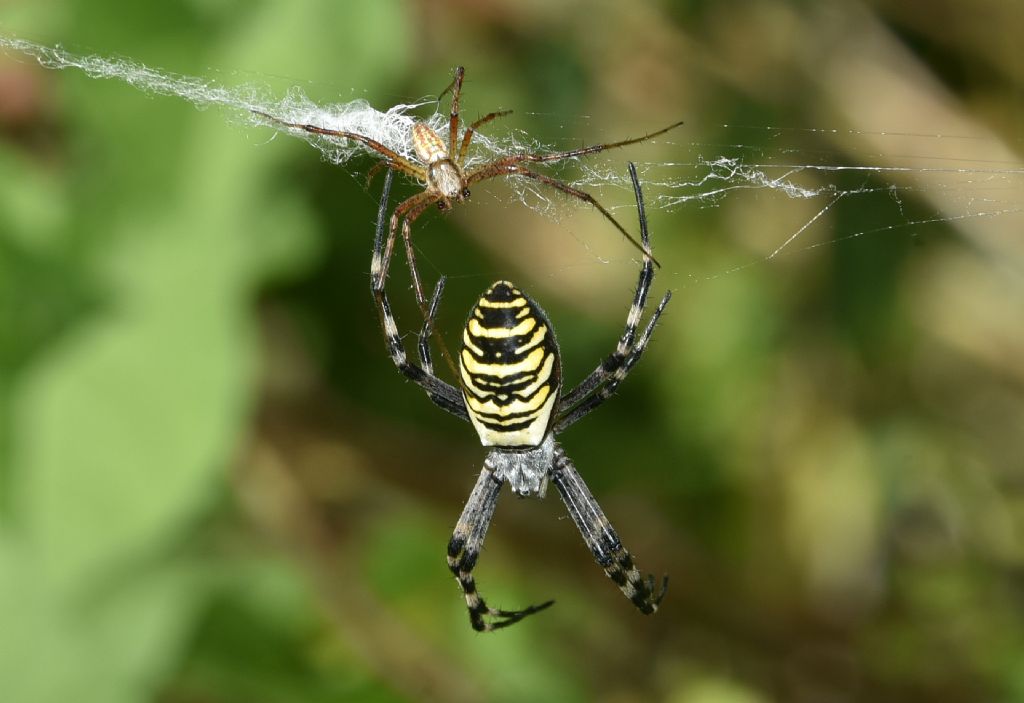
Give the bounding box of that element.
[437,200,449,211]
[461,187,471,200]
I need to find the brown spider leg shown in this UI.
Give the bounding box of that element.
[252,110,427,181]
[372,171,468,417]
[365,160,388,187]
[465,162,660,266]
[504,119,684,165]
[398,203,460,378]
[373,192,458,378]
[398,206,435,309]
[377,194,434,308]
[448,467,555,632]
[437,65,465,104]
[433,66,466,157]
[373,191,435,293]
[550,444,668,615]
[457,110,513,166]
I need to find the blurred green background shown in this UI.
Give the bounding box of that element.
[2,1,1023,702]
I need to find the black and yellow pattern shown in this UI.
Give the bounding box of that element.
[374,165,670,630]
[459,281,562,447]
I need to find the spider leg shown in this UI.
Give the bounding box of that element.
[555,288,671,431]
[396,200,460,378]
[365,159,388,187]
[559,161,669,417]
[252,109,427,182]
[435,66,466,157]
[550,444,667,615]
[256,110,447,369]
[417,274,446,376]
[398,201,443,311]
[448,467,555,631]
[558,278,650,410]
[372,171,467,419]
[504,119,683,165]
[369,177,458,378]
[458,110,513,166]
[372,190,437,294]
[465,162,659,266]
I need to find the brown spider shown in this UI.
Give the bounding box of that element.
[253,66,682,312]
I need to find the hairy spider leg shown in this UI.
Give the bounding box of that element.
[464,118,685,264]
[416,275,446,377]
[364,159,389,187]
[390,197,440,307]
[551,448,668,614]
[458,110,513,165]
[443,66,465,158]
[558,162,672,424]
[371,174,467,418]
[252,110,427,182]
[448,468,555,631]
[620,159,655,351]
[509,119,685,166]
[555,290,670,431]
[370,188,459,377]
[466,162,658,265]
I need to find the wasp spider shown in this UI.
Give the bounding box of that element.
[373,163,671,631]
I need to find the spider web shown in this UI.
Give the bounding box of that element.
[557,142,1023,283]
[3,34,1022,283]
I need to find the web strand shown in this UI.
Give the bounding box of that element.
[3,34,1022,284]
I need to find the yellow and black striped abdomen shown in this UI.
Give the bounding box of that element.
[460,281,561,448]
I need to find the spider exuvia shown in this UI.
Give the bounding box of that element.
[372,163,671,631]
[255,65,682,314]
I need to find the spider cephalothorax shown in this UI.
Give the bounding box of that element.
[373,162,671,631]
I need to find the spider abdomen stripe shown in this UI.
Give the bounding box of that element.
[412,123,448,163]
[460,281,561,448]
